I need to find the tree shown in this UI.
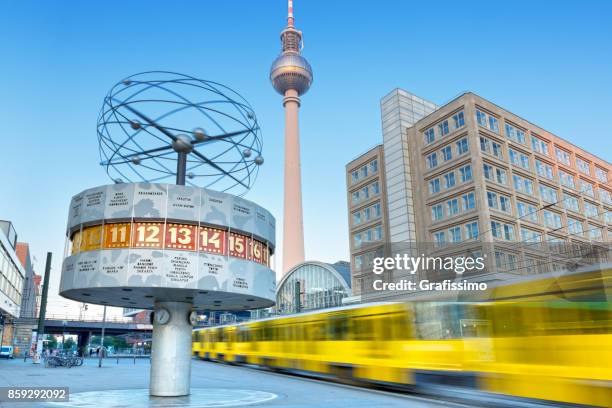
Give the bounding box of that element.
[45,335,57,350]
[63,338,76,350]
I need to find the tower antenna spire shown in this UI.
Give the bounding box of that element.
[288,0,294,27]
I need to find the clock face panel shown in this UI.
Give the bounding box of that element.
[188,311,198,326]
[155,308,170,325]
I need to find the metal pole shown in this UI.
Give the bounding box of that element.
[98,305,107,368]
[34,252,52,364]
[176,152,187,185]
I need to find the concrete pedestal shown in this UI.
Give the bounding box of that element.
[149,301,193,396]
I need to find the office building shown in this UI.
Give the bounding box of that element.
[0,221,26,348]
[346,90,611,301]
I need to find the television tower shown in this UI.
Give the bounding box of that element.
[270,0,313,274]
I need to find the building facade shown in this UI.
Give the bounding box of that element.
[346,90,612,301]
[13,243,41,357]
[276,261,351,314]
[0,221,26,349]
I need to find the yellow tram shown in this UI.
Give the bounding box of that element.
[193,267,612,407]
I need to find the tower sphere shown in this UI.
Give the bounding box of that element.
[270,54,313,96]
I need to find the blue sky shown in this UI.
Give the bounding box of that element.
[1,0,610,317]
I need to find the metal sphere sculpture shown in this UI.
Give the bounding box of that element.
[97,71,264,195]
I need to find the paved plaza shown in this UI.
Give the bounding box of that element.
[0,357,469,408]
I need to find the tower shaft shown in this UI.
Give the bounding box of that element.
[282,89,305,273]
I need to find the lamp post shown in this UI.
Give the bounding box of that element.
[98,305,106,368]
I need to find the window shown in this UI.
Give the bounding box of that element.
[476,109,487,127]
[535,160,554,180]
[360,186,370,200]
[492,141,503,159]
[503,224,515,241]
[453,111,465,128]
[563,193,580,212]
[531,135,549,156]
[559,170,575,189]
[448,226,462,243]
[459,164,472,182]
[487,191,498,209]
[369,160,378,173]
[606,212,612,224]
[431,204,444,221]
[567,218,583,236]
[373,203,382,218]
[374,225,383,241]
[517,201,538,222]
[521,228,542,243]
[429,178,441,194]
[544,210,562,229]
[500,196,511,213]
[360,165,368,179]
[351,160,378,185]
[580,180,594,197]
[539,185,557,203]
[456,138,469,155]
[489,116,499,133]
[434,231,446,247]
[555,147,571,166]
[509,148,530,170]
[352,211,362,225]
[595,167,608,183]
[353,232,362,247]
[576,157,591,175]
[444,172,456,189]
[601,189,612,205]
[483,164,494,180]
[480,136,490,153]
[495,168,507,184]
[447,198,460,216]
[426,152,438,169]
[441,145,452,161]
[465,222,479,239]
[491,221,502,239]
[476,109,499,133]
[351,191,360,204]
[371,181,380,195]
[488,191,511,213]
[589,226,603,241]
[584,201,599,218]
[462,192,475,210]
[424,128,435,144]
[505,123,526,144]
[438,120,449,136]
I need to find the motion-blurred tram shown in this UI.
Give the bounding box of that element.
[193,267,612,407]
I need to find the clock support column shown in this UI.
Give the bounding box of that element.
[150,301,193,396]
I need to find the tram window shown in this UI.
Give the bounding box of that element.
[309,321,326,341]
[353,317,375,340]
[391,313,413,339]
[262,323,273,341]
[328,314,348,340]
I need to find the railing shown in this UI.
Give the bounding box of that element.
[44,314,140,324]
